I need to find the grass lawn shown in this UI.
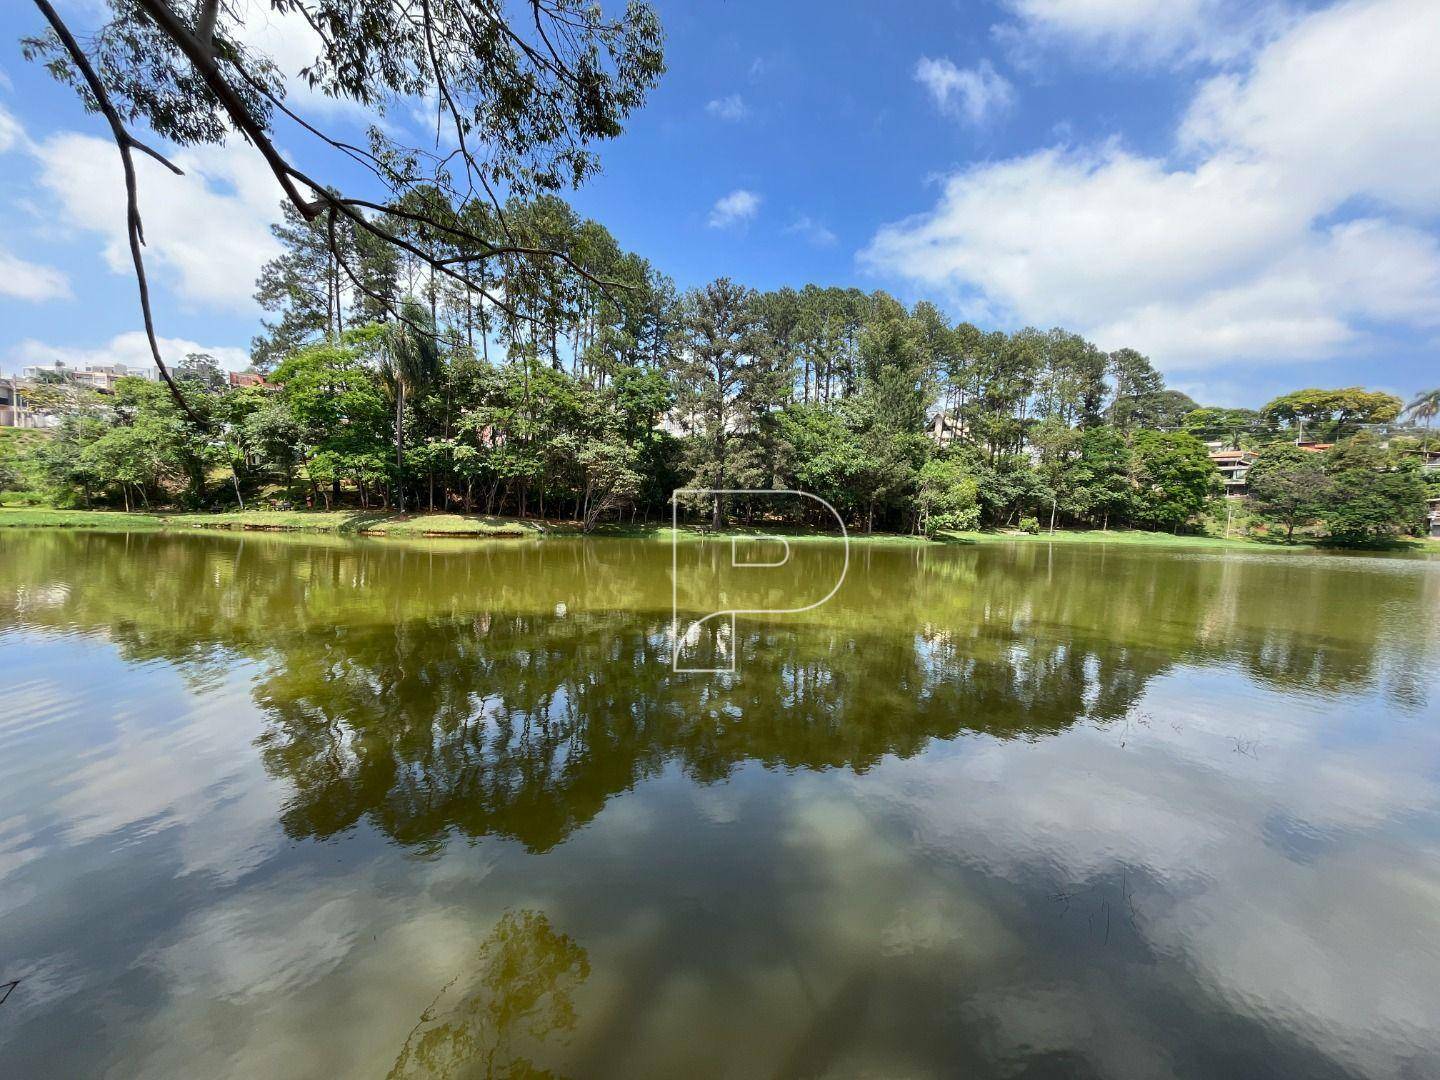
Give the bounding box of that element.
[170,509,546,537]
[2,506,1435,552]
[0,507,544,537]
[0,507,164,530]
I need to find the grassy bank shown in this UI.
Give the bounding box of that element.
[0,507,544,538]
[2,506,1435,551]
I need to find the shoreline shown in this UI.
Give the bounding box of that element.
[2,506,1435,553]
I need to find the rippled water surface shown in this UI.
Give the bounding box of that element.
[2,529,1439,1078]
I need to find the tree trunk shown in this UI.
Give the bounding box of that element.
[394,383,406,512]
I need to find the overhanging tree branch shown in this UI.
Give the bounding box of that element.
[30,0,661,377]
[31,0,204,426]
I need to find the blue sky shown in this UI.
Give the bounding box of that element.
[1,0,1436,407]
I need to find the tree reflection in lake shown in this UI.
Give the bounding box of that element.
[387,910,588,1080]
[1,530,1435,854]
[2,529,1439,1078]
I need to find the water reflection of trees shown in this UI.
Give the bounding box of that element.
[2,531,1434,851]
[387,909,588,1080]
[250,606,1169,851]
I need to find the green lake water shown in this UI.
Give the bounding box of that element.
[1,529,1439,1078]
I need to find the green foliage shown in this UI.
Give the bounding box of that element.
[776,402,866,519]
[175,352,227,393]
[271,341,393,506]
[849,299,933,531]
[1245,436,1426,543]
[1260,387,1403,440]
[1322,435,1428,542]
[1064,425,1133,526]
[1247,444,1331,541]
[1128,431,1218,530]
[0,429,47,501]
[27,1,664,199]
[1106,348,1163,431]
[1116,389,1199,432]
[0,453,19,494]
[674,278,786,527]
[9,159,1423,544]
[1184,407,1268,448]
[916,456,981,536]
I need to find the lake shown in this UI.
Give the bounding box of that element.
[1,529,1438,1078]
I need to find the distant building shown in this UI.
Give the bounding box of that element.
[1429,497,1440,539]
[926,412,965,448]
[21,360,156,393]
[0,377,57,430]
[1295,441,1334,454]
[228,371,269,388]
[1398,447,1440,476]
[1209,448,1259,497]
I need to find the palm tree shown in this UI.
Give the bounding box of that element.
[382,299,440,512]
[1404,389,1440,451]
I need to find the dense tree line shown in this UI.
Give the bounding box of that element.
[5,189,1435,542]
[13,1,1430,544]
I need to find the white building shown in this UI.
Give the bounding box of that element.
[0,377,58,429]
[1209,449,1259,496]
[20,360,156,393]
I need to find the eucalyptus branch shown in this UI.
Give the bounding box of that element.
[31,0,203,427]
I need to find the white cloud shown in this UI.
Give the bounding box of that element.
[865,0,1440,369]
[0,248,71,302]
[1178,0,1440,214]
[708,189,762,229]
[0,106,70,302]
[32,132,283,314]
[8,332,252,375]
[785,215,838,248]
[995,0,1287,68]
[231,0,373,122]
[914,58,1015,125]
[0,101,25,154]
[705,94,749,122]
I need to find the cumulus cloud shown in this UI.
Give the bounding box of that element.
[785,215,838,248]
[0,102,24,154]
[0,248,71,302]
[9,332,251,375]
[0,106,71,303]
[708,189,762,229]
[914,58,1014,125]
[865,0,1440,369]
[705,94,749,122]
[32,132,282,314]
[994,0,1287,69]
[230,0,374,122]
